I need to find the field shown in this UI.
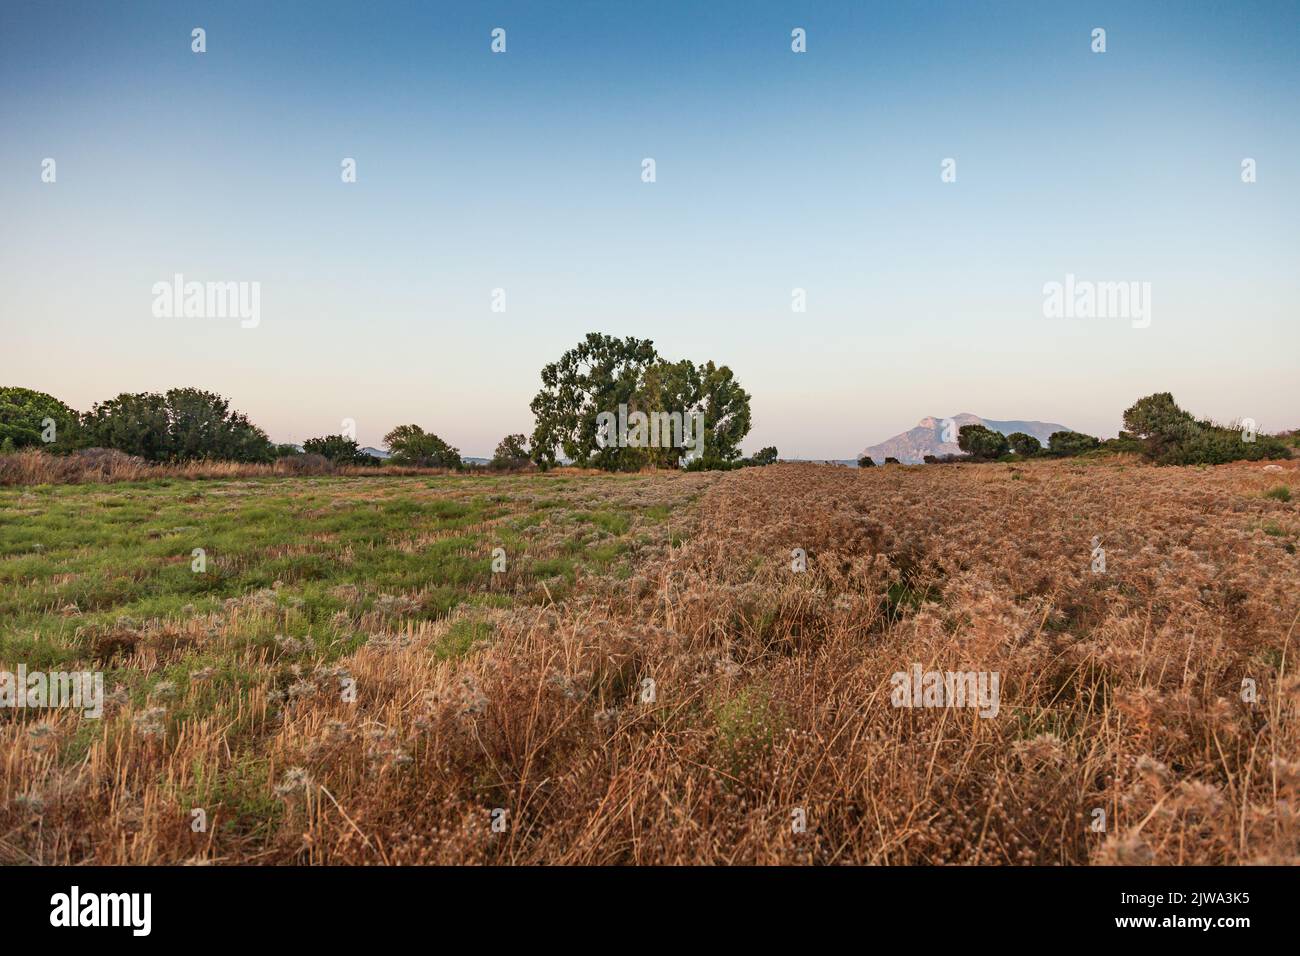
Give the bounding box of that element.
[2,460,1298,864]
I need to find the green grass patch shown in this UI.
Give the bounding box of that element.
[437,619,493,660]
[0,472,704,762]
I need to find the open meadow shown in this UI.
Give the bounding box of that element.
[1,459,1297,864]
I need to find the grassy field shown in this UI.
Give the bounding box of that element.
[0,473,703,671]
[2,460,1298,864]
[0,470,714,861]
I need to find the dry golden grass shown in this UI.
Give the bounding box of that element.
[3,459,1297,864]
[0,448,477,485]
[0,448,653,486]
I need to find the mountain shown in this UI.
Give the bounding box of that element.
[857,413,1072,465]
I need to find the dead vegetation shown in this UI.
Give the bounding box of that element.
[2,460,1297,864]
[0,448,480,485]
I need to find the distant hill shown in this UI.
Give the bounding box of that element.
[857,413,1072,465]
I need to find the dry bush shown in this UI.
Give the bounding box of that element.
[0,447,160,484]
[0,449,482,485]
[3,460,1297,865]
[273,453,334,476]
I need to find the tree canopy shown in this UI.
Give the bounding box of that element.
[529,333,752,471]
[301,435,379,465]
[383,424,462,468]
[1122,392,1289,464]
[490,433,531,470]
[1005,432,1041,457]
[80,388,273,462]
[1047,430,1101,457]
[957,424,1009,460]
[0,386,81,451]
[529,333,660,470]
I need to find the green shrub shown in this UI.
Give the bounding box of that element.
[1122,392,1289,465]
[437,619,492,660]
[958,424,1009,460]
[1048,430,1101,457]
[711,685,783,774]
[0,386,83,452]
[80,388,273,462]
[384,424,462,468]
[1156,427,1289,466]
[743,446,779,467]
[1100,432,1144,455]
[1006,432,1041,457]
[301,435,378,465]
[489,434,530,470]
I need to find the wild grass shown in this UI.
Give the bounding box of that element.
[0,449,629,487]
[1,459,1296,864]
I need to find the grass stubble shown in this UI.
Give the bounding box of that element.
[0,459,1297,865]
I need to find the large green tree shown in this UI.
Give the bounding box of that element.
[1122,392,1288,464]
[383,424,462,468]
[692,360,752,467]
[0,386,82,451]
[1005,432,1041,457]
[80,392,171,460]
[490,433,531,470]
[1047,430,1101,457]
[638,358,752,468]
[80,388,273,462]
[529,333,661,470]
[1121,392,1197,460]
[529,334,753,471]
[301,434,369,465]
[957,424,1009,460]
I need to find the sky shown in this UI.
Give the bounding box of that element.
[2,0,1297,458]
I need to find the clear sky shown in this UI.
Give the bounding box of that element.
[2,0,1296,458]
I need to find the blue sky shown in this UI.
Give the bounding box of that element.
[2,0,1296,457]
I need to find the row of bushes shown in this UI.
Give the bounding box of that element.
[1,386,781,475]
[1119,392,1292,465]
[948,413,1290,467]
[0,387,533,472]
[685,446,779,471]
[7,330,772,475]
[0,447,479,486]
[857,393,1293,467]
[946,424,1108,462]
[857,427,1111,467]
[2,386,280,462]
